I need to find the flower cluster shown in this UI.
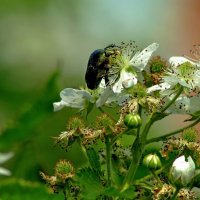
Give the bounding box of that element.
[40,160,75,193]
[46,42,200,199]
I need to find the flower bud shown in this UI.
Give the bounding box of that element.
[124,113,142,129]
[67,116,85,130]
[143,154,162,170]
[55,160,75,181]
[170,155,195,187]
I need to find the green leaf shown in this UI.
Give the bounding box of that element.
[0,178,64,200]
[86,101,95,117]
[111,154,126,186]
[77,168,103,199]
[102,186,137,199]
[86,148,101,173]
[0,68,61,149]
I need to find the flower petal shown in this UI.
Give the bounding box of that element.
[171,155,195,186]
[147,82,171,93]
[130,43,159,71]
[0,167,11,176]
[96,86,114,107]
[53,100,68,111]
[53,88,93,111]
[169,56,196,67]
[166,95,191,114]
[0,152,14,164]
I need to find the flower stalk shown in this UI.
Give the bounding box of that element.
[120,117,154,192]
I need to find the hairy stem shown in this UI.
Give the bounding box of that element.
[146,118,200,144]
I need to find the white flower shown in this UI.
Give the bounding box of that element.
[53,86,129,110]
[148,84,200,114]
[170,155,195,187]
[53,88,95,111]
[164,57,200,89]
[54,43,159,110]
[0,152,13,176]
[98,42,159,102]
[96,86,114,107]
[96,83,131,107]
[147,82,171,94]
[111,42,159,93]
[167,95,191,114]
[169,56,197,67]
[180,45,200,67]
[129,42,159,71]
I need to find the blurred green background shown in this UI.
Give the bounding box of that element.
[0,0,199,199]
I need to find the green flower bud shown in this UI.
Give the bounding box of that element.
[67,116,85,130]
[143,154,162,170]
[96,114,114,133]
[55,160,75,181]
[170,155,195,187]
[124,113,142,129]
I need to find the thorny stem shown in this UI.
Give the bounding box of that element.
[146,118,200,144]
[161,86,183,113]
[105,135,112,186]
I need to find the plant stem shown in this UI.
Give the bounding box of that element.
[135,181,154,191]
[120,117,154,192]
[63,188,67,200]
[119,87,184,192]
[150,170,162,187]
[135,161,172,184]
[105,135,112,186]
[161,86,183,113]
[146,118,200,144]
[171,188,180,200]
